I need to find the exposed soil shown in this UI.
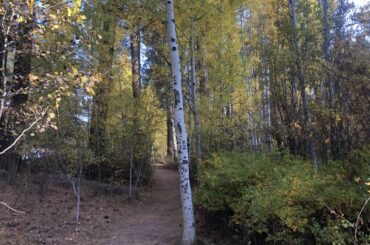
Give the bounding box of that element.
[0,168,183,245]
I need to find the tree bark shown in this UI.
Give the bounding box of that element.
[130,24,141,98]
[166,1,196,244]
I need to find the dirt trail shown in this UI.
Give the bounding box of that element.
[105,168,182,245]
[0,168,183,245]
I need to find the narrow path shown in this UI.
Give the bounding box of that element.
[106,168,182,245]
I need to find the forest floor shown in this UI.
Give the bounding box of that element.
[0,168,191,245]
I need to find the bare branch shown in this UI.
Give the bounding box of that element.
[0,109,48,155]
[0,202,25,214]
[354,196,370,244]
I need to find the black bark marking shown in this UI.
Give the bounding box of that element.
[171,37,176,42]
[174,90,180,106]
[172,46,176,51]
[167,1,171,4]
[177,122,182,135]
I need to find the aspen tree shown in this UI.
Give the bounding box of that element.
[165,0,196,244]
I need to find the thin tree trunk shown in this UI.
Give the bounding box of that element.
[262,67,272,152]
[12,16,32,108]
[89,18,117,161]
[320,0,334,100]
[130,24,141,98]
[166,1,196,244]
[190,19,202,177]
[0,5,31,163]
[288,0,318,168]
[166,94,175,162]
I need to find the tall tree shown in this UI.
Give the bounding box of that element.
[189,18,202,176]
[288,0,318,167]
[89,2,118,165]
[166,0,196,244]
[130,23,141,98]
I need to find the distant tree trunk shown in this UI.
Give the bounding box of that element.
[13,20,32,107]
[190,19,202,177]
[0,4,32,163]
[89,18,117,173]
[335,0,347,39]
[245,69,259,151]
[166,1,196,244]
[166,94,176,162]
[288,74,299,155]
[262,66,272,152]
[167,86,178,161]
[0,13,9,152]
[320,0,334,100]
[130,24,141,98]
[197,40,207,96]
[288,0,318,168]
[330,0,350,161]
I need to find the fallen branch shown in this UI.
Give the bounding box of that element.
[0,202,25,214]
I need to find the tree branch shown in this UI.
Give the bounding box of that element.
[0,109,48,155]
[0,202,25,214]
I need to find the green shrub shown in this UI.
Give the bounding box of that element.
[196,151,370,244]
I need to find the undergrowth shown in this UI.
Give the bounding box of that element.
[196,149,370,244]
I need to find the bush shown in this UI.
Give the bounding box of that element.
[196,151,370,244]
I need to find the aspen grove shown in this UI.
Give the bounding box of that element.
[0,0,369,244]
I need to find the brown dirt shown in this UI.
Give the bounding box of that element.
[0,168,183,245]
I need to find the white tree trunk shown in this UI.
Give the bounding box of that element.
[262,67,273,152]
[165,1,196,244]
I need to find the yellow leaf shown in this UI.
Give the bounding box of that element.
[71,67,78,76]
[335,114,342,124]
[292,122,301,130]
[51,24,59,30]
[49,112,56,119]
[16,16,24,23]
[365,182,370,186]
[67,8,72,17]
[86,86,95,96]
[29,74,39,82]
[81,76,89,84]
